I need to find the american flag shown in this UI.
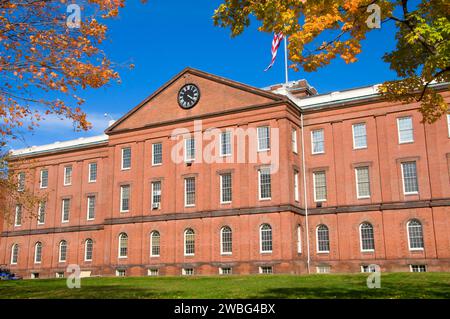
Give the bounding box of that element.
[264,32,284,71]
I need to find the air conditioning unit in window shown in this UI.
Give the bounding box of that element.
[152,203,160,210]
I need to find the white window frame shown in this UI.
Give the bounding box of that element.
[40,169,48,189]
[120,185,130,213]
[410,264,427,273]
[37,201,45,225]
[355,167,371,199]
[184,177,196,207]
[259,266,273,274]
[121,147,131,170]
[257,126,270,152]
[61,199,70,223]
[118,233,128,259]
[397,116,414,144]
[220,173,232,204]
[116,269,126,277]
[316,225,330,253]
[86,196,96,221]
[17,172,25,192]
[148,268,159,276]
[10,244,18,265]
[258,167,272,201]
[58,240,67,263]
[151,181,162,209]
[313,171,327,202]
[220,131,232,157]
[259,224,273,254]
[184,138,195,162]
[88,162,97,183]
[316,265,331,274]
[352,123,367,149]
[292,128,298,153]
[294,170,299,202]
[84,239,93,262]
[311,129,325,154]
[150,231,160,257]
[34,242,42,264]
[219,267,232,275]
[359,222,375,252]
[63,166,72,186]
[220,226,232,255]
[407,219,424,251]
[182,268,194,276]
[401,162,419,195]
[184,228,195,256]
[152,143,163,166]
[14,205,22,227]
[297,225,302,253]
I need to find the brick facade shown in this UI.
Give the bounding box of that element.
[1,68,449,278]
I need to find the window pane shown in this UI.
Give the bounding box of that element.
[185,138,195,161]
[35,243,42,263]
[185,178,196,206]
[119,233,128,257]
[360,223,375,251]
[408,220,424,249]
[313,171,327,201]
[221,226,232,254]
[151,231,160,256]
[152,181,161,206]
[85,239,93,261]
[312,129,324,154]
[38,201,46,224]
[257,126,270,151]
[121,185,130,211]
[152,143,163,165]
[87,196,96,220]
[122,147,131,169]
[292,129,298,153]
[89,163,97,182]
[220,132,232,156]
[59,241,67,262]
[62,199,70,222]
[184,229,195,255]
[398,117,413,143]
[221,173,232,203]
[356,167,370,198]
[64,166,72,185]
[353,123,367,148]
[317,225,330,252]
[260,224,272,252]
[402,162,418,193]
[15,205,22,226]
[41,169,48,188]
[259,168,271,199]
[18,172,25,191]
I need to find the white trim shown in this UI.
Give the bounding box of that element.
[409,264,427,272]
[401,162,419,195]
[58,240,67,263]
[152,143,163,166]
[150,231,160,257]
[121,147,131,170]
[183,229,195,256]
[219,174,232,204]
[313,171,327,202]
[14,205,22,227]
[355,167,371,199]
[34,242,42,264]
[84,239,93,262]
[220,226,232,255]
[316,225,330,253]
[40,169,48,189]
[311,129,324,154]
[219,131,232,157]
[118,233,128,259]
[120,185,130,213]
[86,196,95,221]
[292,128,298,154]
[258,168,272,201]
[184,177,196,207]
[407,219,424,251]
[88,162,97,183]
[37,202,45,225]
[352,123,367,150]
[61,199,70,223]
[297,225,302,254]
[294,170,299,202]
[63,166,72,186]
[359,223,375,252]
[184,138,195,162]
[257,126,270,152]
[259,224,273,254]
[151,181,162,210]
[397,116,414,144]
[10,244,18,265]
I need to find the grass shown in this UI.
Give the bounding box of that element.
[0,272,449,299]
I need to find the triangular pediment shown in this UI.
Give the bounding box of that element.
[106,68,285,134]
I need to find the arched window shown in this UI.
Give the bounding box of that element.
[10,244,19,265]
[260,224,272,253]
[184,228,195,256]
[360,222,375,251]
[297,225,302,253]
[34,242,42,264]
[220,226,232,255]
[118,233,128,258]
[59,240,67,262]
[85,239,93,261]
[316,225,330,253]
[150,231,160,257]
[407,219,424,250]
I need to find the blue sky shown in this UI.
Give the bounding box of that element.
[10,0,399,150]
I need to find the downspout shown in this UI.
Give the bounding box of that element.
[301,113,311,274]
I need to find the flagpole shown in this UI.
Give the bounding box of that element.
[284,36,289,84]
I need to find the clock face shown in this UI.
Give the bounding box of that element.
[178,84,200,109]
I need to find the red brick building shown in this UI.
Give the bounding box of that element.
[1,68,449,278]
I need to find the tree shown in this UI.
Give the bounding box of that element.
[0,0,141,221]
[213,0,450,123]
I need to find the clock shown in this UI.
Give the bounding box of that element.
[178,84,200,109]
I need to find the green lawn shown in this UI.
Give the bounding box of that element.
[0,272,449,299]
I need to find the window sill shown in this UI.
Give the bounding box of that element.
[317,251,330,254]
[312,152,325,155]
[357,196,371,200]
[151,163,162,167]
[260,251,272,254]
[259,198,272,201]
[404,192,419,196]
